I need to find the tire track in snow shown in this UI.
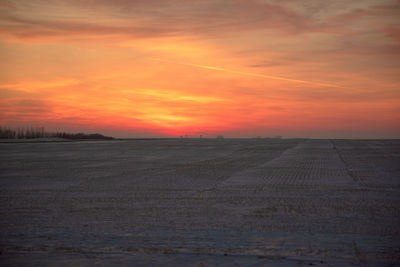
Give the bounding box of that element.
[331,139,370,189]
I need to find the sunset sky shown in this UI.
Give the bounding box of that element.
[0,0,399,138]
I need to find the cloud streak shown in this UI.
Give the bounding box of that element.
[183,62,356,90]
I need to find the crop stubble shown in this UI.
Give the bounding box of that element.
[0,139,399,265]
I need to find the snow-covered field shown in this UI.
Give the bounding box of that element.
[0,139,399,266]
[0,137,71,143]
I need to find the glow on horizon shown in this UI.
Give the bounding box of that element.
[0,0,399,138]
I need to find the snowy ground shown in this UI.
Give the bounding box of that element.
[0,139,399,266]
[0,138,71,143]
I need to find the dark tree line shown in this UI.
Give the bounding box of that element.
[54,132,114,140]
[0,126,113,140]
[0,126,46,139]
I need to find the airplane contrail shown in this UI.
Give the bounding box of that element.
[152,58,354,90]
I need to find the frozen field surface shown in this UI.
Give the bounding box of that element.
[0,139,399,266]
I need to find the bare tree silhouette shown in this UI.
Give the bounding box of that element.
[0,126,113,140]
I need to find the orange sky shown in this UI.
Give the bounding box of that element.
[0,0,399,138]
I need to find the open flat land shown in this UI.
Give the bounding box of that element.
[0,139,399,266]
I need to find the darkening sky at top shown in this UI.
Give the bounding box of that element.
[0,0,399,138]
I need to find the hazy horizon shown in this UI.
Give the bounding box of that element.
[2,124,399,140]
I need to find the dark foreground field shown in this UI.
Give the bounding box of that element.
[0,139,399,266]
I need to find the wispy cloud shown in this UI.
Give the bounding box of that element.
[0,79,80,92]
[121,89,224,103]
